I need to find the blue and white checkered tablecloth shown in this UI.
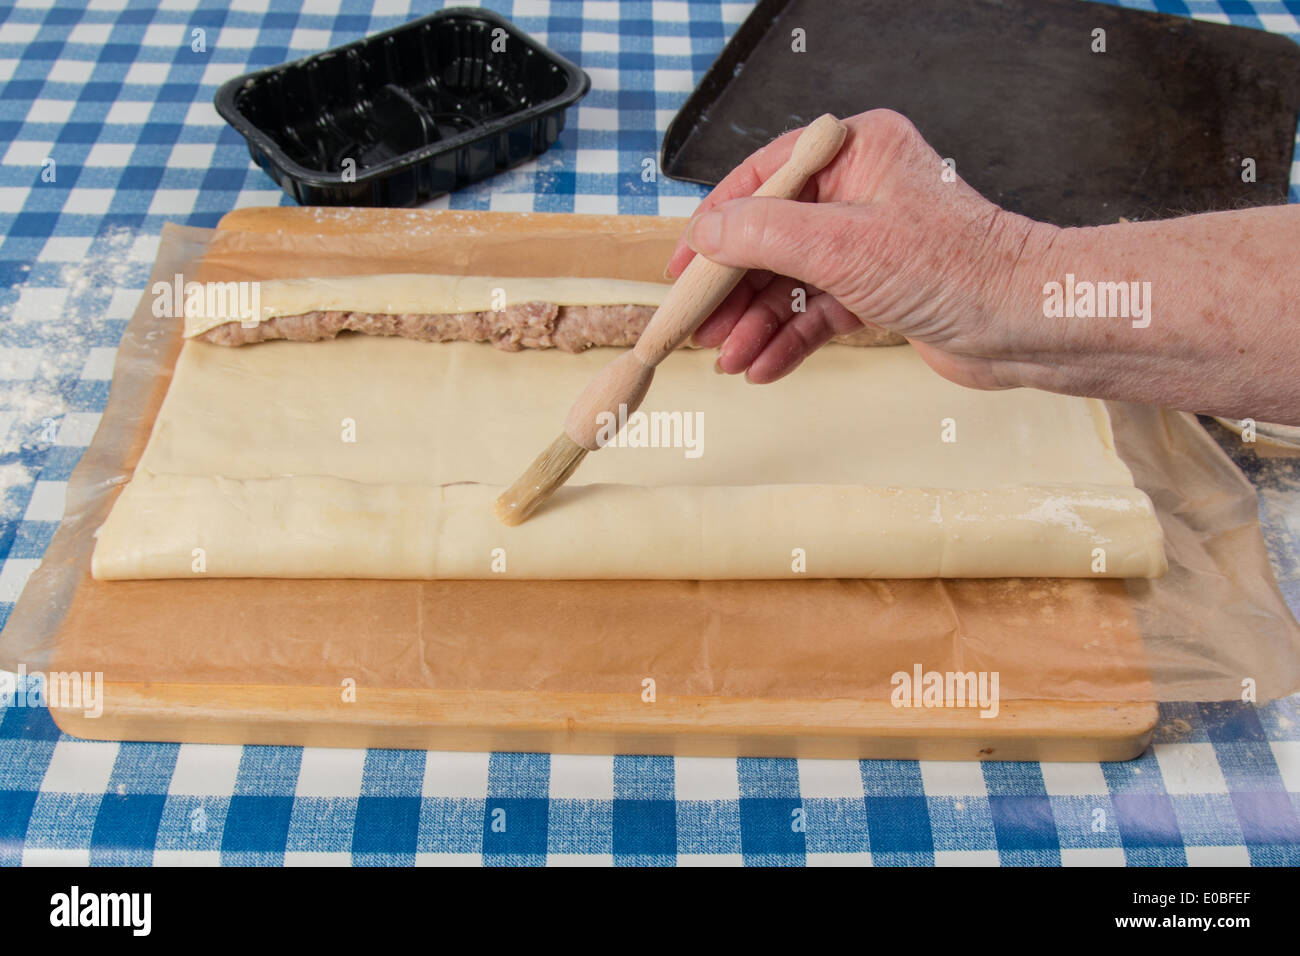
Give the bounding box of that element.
[1,0,1299,867]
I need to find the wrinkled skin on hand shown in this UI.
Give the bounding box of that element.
[667,109,1058,390]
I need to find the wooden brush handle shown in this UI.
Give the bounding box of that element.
[563,114,847,450]
[633,113,848,366]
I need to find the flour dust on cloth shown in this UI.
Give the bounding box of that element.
[91,337,1167,580]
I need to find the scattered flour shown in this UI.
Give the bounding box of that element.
[1017,493,1137,541]
[1,224,147,466]
[0,461,30,521]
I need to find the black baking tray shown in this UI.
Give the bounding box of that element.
[215,7,590,206]
[662,0,1300,226]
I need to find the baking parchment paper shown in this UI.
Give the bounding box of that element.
[1,212,1297,703]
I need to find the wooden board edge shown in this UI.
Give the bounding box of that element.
[49,681,1159,762]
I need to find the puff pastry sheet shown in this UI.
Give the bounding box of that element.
[91,337,1167,579]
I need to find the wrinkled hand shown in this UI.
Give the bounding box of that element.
[667,109,1058,389]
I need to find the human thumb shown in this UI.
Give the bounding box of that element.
[684,196,861,295]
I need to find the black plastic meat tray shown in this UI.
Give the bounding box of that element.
[662,0,1300,226]
[215,7,590,207]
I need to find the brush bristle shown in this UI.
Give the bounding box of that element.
[494,434,589,526]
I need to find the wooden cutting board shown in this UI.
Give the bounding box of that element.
[43,206,1158,761]
[53,685,1156,762]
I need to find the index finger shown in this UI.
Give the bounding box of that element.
[664,125,806,277]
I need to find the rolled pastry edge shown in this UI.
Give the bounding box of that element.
[92,473,1167,581]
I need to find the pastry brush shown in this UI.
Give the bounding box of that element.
[494,113,849,526]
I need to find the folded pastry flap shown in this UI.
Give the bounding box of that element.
[201,207,683,284]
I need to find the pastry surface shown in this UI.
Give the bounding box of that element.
[91,337,1166,579]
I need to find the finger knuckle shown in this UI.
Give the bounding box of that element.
[723,198,780,256]
[861,108,918,143]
